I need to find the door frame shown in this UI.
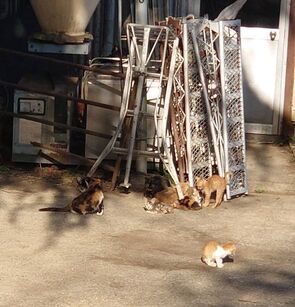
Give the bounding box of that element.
[273,0,291,135]
[245,0,291,135]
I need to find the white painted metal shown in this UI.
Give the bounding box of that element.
[183,20,213,185]
[241,27,279,131]
[219,20,248,198]
[182,23,194,187]
[87,45,134,177]
[241,0,291,135]
[158,38,184,199]
[191,24,224,177]
[85,76,122,159]
[87,24,185,198]
[214,0,247,22]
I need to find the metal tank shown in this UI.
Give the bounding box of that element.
[30,0,100,36]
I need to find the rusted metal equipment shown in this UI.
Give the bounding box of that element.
[86,17,247,199]
[87,23,185,198]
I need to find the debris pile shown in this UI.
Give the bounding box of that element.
[88,16,247,201]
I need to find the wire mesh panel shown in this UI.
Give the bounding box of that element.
[219,20,248,197]
[183,19,212,184]
[190,19,225,178]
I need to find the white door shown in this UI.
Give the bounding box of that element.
[240,0,291,135]
[200,0,291,135]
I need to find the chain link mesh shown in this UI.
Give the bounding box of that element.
[221,21,247,196]
[184,20,212,181]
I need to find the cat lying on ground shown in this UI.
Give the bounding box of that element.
[195,172,231,208]
[143,200,174,214]
[39,177,104,215]
[144,178,203,212]
[201,240,236,268]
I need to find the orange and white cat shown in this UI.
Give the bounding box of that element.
[195,172,231,208]
[201,240,236,268]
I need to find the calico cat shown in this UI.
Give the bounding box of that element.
[143,199,174,214]
[150,182,203,210]
[76,176,99,193]
[39,178,104,215]
[195,172,231,208]
[201,240,236,268]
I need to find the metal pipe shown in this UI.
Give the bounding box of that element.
[0,79,120,112]
[219,21,230,199]
[135,0,148,25]
[122,27,150,187]
[0,47,124,78]
[87,42,135,177]
[182,23,194,187]
[1,110,112,139]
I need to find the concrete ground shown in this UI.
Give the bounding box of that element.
[0,142,294,307]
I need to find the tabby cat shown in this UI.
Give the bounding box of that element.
[195,172,231,208]
[150,182,203,210]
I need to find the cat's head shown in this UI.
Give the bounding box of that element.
[144,174,169,198]
[195,177,207,191]
[222,242,236,256]
[76,176,103,192]
[183,186,203,209]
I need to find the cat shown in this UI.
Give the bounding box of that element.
[195,172,231,208]
[149,182,203,210]
[76,176,99,193]
[144,174,170,198]
[39,178,104,215]
[143,199,174,214]
[201,240,236,268]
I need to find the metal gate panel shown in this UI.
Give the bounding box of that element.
[219,20,248,197]
[183,19,212,185]
[190,19,225,179]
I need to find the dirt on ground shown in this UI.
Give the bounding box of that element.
[0,143,294,306]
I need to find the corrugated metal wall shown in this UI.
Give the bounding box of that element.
[88,0,201,57]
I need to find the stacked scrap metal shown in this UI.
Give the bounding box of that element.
[88,16,247,200]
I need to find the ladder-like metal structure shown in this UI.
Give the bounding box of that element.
[183,19,213,186]
[219,20,248,198]
[87,23,184,198]
[86,19,247,200]
[183,18,247,198]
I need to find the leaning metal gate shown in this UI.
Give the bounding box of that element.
[183,18,247,198]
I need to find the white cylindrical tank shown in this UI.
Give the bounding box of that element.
[30,0,100,36]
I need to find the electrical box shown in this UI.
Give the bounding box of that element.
[18,98,46,115]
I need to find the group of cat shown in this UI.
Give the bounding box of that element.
[38,173,236,269]
[143,172,231,213]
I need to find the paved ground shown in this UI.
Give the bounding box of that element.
[0,142,294,306]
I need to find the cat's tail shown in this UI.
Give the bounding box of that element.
[39,204,70,212]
